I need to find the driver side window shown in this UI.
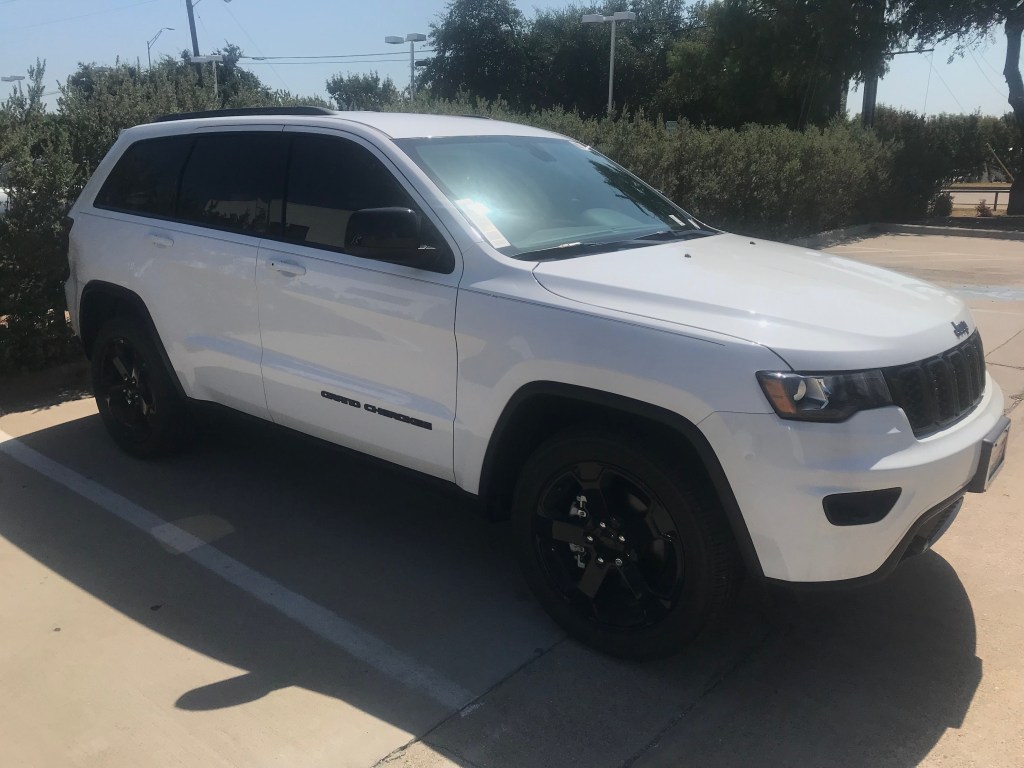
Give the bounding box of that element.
[282,134,420,252]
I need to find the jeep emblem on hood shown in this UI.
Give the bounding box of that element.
[952,320,970,338]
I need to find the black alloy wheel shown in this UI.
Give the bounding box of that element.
[97,336,158,436]
[91,317,190,457]
[513,427,737,658]
[532,461,685,630]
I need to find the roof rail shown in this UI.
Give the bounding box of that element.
[459,114,493,119]
[153,106,337,122]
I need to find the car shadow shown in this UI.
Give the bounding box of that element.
[0,408,981,767]
[0,360,91,416]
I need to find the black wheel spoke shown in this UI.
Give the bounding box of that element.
[549,520,590,546]
[619,561,654,601]
[570,461,605,490]
[111,355,130,379]
[577,559,609,599]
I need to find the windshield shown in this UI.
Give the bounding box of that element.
[394,135,711,259]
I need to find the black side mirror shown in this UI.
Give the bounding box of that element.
[345,207,425,265]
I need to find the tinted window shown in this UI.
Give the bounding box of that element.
[95,136,193,217]
[178,133,285,235]
[283,134,415,250]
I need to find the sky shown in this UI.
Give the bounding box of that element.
[0,0,1014,118]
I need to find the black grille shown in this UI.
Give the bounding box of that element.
[883,332,985,438]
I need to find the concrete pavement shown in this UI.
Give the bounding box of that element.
[0,232,1021,768]
[827,233,1024,408]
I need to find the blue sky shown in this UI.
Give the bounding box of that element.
[0,0,1013,118]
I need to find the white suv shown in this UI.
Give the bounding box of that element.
[64,107,1010,657]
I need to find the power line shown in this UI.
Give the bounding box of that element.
[923,51,933,115]
[979,47,1005,80]
[241,49,433,61]
[240,59,416,66]
[0,0,160,32]
[928,55,967,113]
[967,47,1006,99]
[221,0,290,92]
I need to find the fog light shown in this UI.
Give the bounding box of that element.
[822,488,902,526]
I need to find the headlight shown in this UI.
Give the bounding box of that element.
[756,370,892,422]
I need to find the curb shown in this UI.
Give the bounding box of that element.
[788,224,875,249]
[790,222,1024,249]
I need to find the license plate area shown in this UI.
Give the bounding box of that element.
[968,416,1011,493]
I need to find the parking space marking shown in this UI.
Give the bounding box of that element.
[0,429,475,711]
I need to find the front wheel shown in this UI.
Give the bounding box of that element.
[512,427,738,658]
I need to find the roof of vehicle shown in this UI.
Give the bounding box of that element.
[146,108,562,141]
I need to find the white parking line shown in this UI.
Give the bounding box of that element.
[0,428,474,711]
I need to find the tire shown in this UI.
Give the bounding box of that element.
[512,426,738,658]
[90,316,190,458]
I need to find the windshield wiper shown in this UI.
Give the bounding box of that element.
[515,240,649,261]
[631,229,718,242]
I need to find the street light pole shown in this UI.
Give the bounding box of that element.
[386,33,427,98]
[582,11,637,116]
[192,55,225,100]
[147,27,175,69]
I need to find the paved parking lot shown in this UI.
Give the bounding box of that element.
[1,233,1022,768]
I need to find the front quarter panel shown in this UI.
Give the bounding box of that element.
[452,255,783,493]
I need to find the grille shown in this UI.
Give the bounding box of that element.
[882,332,985,438]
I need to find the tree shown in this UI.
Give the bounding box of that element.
[667,1,902,128]
[894,1,1024,211]
[419,0,531,106]
[0,62,80,370]
[325,72,400,110]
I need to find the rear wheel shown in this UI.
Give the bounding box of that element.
[513,427,737,658]
[91,317,189,457]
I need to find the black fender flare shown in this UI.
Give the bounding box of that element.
[478,381,764,580]
[79,280,186,399]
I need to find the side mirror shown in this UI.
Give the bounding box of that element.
[345,207,426,265]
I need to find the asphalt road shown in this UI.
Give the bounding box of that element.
[0,233,1022,768]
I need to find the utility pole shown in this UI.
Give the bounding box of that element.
[861,68,879,128]
[185,0,203,81]
[185,0,200,58]
[860,0,886,128]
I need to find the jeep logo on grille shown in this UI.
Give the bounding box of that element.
[951,320,970,339]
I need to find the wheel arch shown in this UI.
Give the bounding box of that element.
[79,280,186,398]
[477,381,763,580]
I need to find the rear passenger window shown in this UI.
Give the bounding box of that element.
[177,133,286,235]
[94,136,193,217]
[283,134,415,250]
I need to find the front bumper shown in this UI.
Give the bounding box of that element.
[700,374,1005,582]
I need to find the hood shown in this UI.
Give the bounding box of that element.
[532,233,973,371]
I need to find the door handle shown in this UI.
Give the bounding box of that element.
[270,260,306,277]
[147,233,174,248]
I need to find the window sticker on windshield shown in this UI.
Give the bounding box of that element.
[455,198,511,248]
[669,214,686,227]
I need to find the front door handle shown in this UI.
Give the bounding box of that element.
[269,260,306,277]
[147,233,174,248]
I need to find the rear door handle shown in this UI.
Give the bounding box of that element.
[270,260,306,277]
[147,233,174,248]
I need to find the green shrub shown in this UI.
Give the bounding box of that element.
[929,192,954,218]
